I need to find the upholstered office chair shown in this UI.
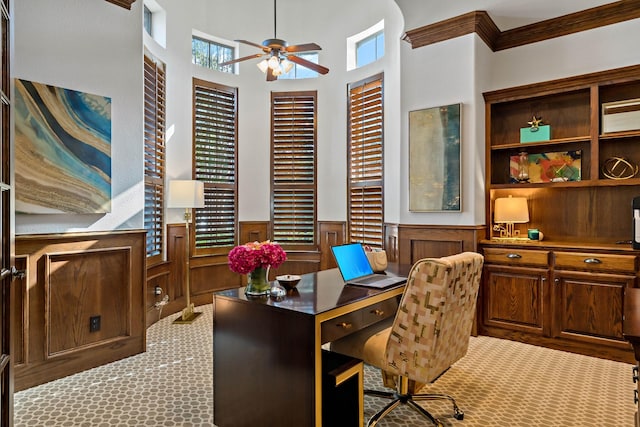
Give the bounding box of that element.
[330,252,484,427]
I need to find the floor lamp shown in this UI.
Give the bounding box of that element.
[168,180,205,324]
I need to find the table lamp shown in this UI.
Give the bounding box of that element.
[493,195,529,239]
[168,180,205,324]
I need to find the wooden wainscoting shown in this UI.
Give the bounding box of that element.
[396,224,486,265]
[151,221,348,324]
[14,230,146,391]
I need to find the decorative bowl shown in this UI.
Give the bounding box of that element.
[276,274,301,290]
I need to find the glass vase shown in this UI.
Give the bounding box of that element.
[245,266,271,296]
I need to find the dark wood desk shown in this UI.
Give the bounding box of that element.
[213,267,406,427]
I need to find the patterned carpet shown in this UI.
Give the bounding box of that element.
[14,304,637,426]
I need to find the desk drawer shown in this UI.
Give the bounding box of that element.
[361,298,398,326]
[554,251,637,273]
[321,298,399,343]
[483,247,549,267]
[322,311,364,343]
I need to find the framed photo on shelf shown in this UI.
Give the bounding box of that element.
[409,103,461,212]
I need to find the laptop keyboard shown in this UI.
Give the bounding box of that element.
[357,275,385,284]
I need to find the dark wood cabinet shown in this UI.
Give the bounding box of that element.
[483,64,640,244]
[483,264,548,335]
[481,65,640,364]
[480,241,636,363]
[552,270,631,345]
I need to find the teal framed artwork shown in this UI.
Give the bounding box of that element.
[15,79,112,214]
[409,103,461,211]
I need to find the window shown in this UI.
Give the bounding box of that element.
[278,53,320,80]
[143,5,152,35]
[356,31,384,68]
[142,0,166,47]
[271,91,317,248]
[193,79,238,254]
[347,20,384,71]
[347,74,384,248]
[143,54,166,264]
[192,36,235,73]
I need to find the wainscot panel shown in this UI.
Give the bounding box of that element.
[15,230,146,391]
[397,224,485,265]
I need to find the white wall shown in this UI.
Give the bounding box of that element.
[14,0,144,234]
[400,34,484,225]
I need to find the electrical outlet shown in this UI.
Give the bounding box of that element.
[89,315,101,332]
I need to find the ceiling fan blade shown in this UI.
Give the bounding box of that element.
[284,43,322,53]
[236,39,271,52]
[219,53,265,67]
[266,70,278,82]
[287,55,330,75]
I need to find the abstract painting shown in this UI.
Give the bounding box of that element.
[510,151,581,183]
[15,79,111,214]
[409,103,461,211]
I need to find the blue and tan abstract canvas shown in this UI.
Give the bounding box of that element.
[409,103,461,211]
[15,79,111,214]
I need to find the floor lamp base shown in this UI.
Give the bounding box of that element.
[173,303,202,324]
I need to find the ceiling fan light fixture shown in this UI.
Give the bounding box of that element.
[282,59,294,73]
[257,59,269,73]
[267,55,280,70]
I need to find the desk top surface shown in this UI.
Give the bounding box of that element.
[214,266,408,316]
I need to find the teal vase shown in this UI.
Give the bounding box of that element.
[245,266,270,296]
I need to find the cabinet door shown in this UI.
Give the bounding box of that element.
[552,270,634,348]
[482,265,549,335]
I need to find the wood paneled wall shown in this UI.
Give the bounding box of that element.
[14,230,146,391]
[151,222,485,325]
[394,224,485,266]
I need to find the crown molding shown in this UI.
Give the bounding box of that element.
[105,0,137,10]
[402,0,640,52]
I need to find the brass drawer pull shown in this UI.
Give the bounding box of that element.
[338,322,352,330]
[371,309,385,316]
[506,253,522,259]
[583,258,602,264]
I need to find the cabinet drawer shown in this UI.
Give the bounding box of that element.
[483,247,549,267]
[554,252,637,273]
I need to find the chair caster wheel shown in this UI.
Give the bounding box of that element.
[454,411,464,420]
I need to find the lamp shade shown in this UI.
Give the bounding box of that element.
[167,180,205,209]
[494,196,529,223]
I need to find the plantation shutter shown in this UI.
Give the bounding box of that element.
[271,91,317,247]
[193,79,238,254]
[143,54,166,264]
[348,74,384,247]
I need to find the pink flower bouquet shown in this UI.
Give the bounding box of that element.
[228,240,287,275]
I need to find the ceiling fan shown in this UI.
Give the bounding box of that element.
[219,0,330,81]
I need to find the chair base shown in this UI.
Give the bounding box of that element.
[364,388,464,427]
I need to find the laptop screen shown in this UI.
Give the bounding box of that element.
[331,243,374,281]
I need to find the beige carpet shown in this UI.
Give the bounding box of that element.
[14,304,636,426]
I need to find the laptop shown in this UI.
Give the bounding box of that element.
[331,243,407,288]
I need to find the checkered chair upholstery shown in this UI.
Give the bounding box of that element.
[330,252,484,426]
